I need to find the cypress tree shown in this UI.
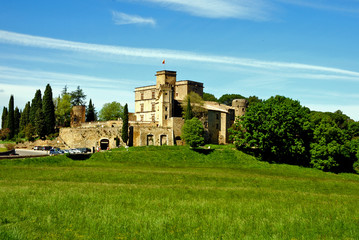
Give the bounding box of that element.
[35,108,46,139]
[121,103,129,145]
[20,102,31,132]
[30,90,42,125]
[14,107,20,136]
[7,95,15,139]
[184,98,193,120]
[43,84,56,135]
[86,99,96,122]
[1,107,8,129]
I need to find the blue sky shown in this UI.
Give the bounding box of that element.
[1,0,359,121]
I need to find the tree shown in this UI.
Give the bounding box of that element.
[1,107,8,129]
[184,98,193,120]
[20,102,31,132]
[86,99,97,122]
[30,90,42,125]
[181,117,204,148]
[55,94,72,127]
[98,102,124,121]
[24,123,35,141]
[203,92,218,102]
[181,92,205,118]
[218,94,246,106]
[247,96,262,107]
[121,103,129,145]
[231,95,312,165]
[14,107,21,136]
[7,95,15,139]
[70,86,86,106]
[43,84,56,135]
[35,108,46,139]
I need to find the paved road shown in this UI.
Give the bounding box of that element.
[15,149,49,156]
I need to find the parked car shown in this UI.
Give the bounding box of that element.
[78,148,91,153]
[49,149,60,156]
[33,146,41,150]
[42,146,52,151]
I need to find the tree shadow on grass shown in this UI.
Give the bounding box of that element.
[191,148,214,155]
[66,154,92,161]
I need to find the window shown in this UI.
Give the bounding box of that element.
[165,106,168,111]
[176,93,178,97]
[216,123,219,129]
[151,115,155,122]
[152,103,155,112]
[152,91,155,99]
[165,115,168,120]
[216,113,219,120]
[141,92,144,100]
[140,115,144,121]
[141,104,144,112]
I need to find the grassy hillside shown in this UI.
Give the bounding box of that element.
[0,146,358,239]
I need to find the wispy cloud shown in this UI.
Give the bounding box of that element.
[138,0,272,21]
[112,11,156,26]
[0,66,144,88]
[276,0,359,14]
[0,30,359,80]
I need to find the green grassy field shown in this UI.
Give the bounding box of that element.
[0,146,359,239]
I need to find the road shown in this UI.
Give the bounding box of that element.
[14,149,49,156]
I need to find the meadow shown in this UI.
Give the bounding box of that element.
[0,146,358,239]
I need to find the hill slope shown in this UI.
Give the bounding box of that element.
[1,146,358,239]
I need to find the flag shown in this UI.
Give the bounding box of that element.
[162,59,165,64]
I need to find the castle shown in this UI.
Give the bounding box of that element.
[58,70,247,150]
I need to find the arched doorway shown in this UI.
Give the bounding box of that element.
[160,135,167,146]
[147,134,154,146]
[100,139,110,150]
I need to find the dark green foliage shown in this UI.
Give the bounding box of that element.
[99,102,124,121]
[1,107,8,129]
[121,103,129,145]
[231,95,311,165]
[247,95,262,107]
[181,117,204,148]
[14,107,20,136]
[70,86,86,106]
[184,98,193,120]
[42,84,56,135]
[20,102,30,132]
[24,123,35,141]
[86,99,96,122]
[181,92,205,118]
[218,94,246,106]
[35,108,46,139]
[7,95,15,139]
[55,94,71,127]
[203,92,218,102]
[30,90,42,125]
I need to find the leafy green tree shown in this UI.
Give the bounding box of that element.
[218,94,246,106]
[310,119,356,172]
[247,96,262,107]
[7,95,15,139]
[203,92,218,102]
[20,102,30,132]
[231,95,311,165]
[35,108,46,139]
[98,102,124,121]
[181,117,204,148]
[1,107,8,129]
[14,107,20,136]
[42,84,56,135]
[30,90,42,125]
[184,98,193,120]
[70,86,86,106]
[121,103,129,145]
[55,94,72,127]
[181,92,205,118]
[24,123,35,141]
[86,99,97,122]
